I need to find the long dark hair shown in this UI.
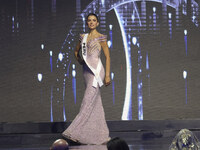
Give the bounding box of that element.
[107,137,129,150]
[86,13,99,22]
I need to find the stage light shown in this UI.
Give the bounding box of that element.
[115,8,132,120]
[17,22,19,28]
[184,29,187,35]
[41,44,44,50]
[58,52,63,62]
[72,70,76,77]
[101,0,105,6]
[168,13,172,19]
[131,14,135,21]
[109,24,113,30]
[139,101,142,105]
[192,15,196,22]
[146,52,149,70]
[111,72,114,80]
[72,64,76,78]
[153,7,156,12]
[82,15,85,21]
[72,64,75,69]
[107,40,112,48]
[49,51,53,56]
[183,71,187,79]
[50,86,53,122]
[132,37,137,45]
[37,73,43,82]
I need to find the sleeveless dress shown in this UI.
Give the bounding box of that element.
[62,34,110,145]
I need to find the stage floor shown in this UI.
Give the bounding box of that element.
[1,120,200,150]
[68,138,172,150]
[0,138,172,150]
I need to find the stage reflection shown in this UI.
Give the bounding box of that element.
[69,145,135,150]
[69,145,107,150]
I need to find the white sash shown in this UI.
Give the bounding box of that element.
[82,33,104,88]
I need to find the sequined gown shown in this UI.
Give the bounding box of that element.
[62,34,110,145]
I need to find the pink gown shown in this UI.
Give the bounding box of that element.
[62,34,110,145]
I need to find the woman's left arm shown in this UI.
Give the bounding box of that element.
[100,40,111,86]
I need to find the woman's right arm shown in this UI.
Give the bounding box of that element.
[74,41,85,65]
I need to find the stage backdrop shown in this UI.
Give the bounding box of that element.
[0,0,200,123]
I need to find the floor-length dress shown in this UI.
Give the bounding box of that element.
[62,34,110,145]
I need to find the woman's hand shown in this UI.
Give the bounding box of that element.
[104,76,111,86]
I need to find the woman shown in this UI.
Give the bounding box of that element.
[62,13,111,145]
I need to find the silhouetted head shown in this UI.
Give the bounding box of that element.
[107,137,129,150]
[169,129,200,150]
[50,139,69,150]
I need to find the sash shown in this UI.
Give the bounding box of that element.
[82,33,104,88]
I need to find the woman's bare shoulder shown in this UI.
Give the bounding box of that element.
[97,33,107,42]
[97,33,106,37]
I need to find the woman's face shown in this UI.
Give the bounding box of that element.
[87,15,99,30]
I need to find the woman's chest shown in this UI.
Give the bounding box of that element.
[86,39,101,54]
